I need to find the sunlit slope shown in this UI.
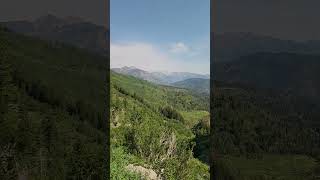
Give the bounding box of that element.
[110,72,210,179]
[111,71,208,112]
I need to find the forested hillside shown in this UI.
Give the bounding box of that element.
[0,26,107,179]
[213,52,320,100]
[211,80,320,179]
[172,78,210,94]
[212,35,320,179]
[2,14,109,56]
[110,71,210,179]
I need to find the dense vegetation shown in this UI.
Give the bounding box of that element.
[172,78,210,94]
[213,52,320,100]
[0,27,107,179]
[110,72,210,179]
[211,80,320,179]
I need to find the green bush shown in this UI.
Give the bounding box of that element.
[111,147,142,180]
[160,106,185,123]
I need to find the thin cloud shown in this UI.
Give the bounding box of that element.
[111,42,178,72]
[110,41,209,74]
[169,42,190,53]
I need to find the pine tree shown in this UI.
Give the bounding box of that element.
[39,113,58,178]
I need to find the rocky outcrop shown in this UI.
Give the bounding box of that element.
[126,164,162,180]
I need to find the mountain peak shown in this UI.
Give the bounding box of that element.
[122,66,138,70]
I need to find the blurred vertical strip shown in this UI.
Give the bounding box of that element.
[104,0,111,179]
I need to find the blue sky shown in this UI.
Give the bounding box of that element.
[110,0,210,74]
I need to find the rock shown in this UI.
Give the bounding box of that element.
[126,164,162,180]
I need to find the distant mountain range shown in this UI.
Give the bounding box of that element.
[214,32,320,61]
[1,14,109,56]
[5,15,319,99]
[112,66,209,85]
[212,32,320,100]
[4,15,320,62]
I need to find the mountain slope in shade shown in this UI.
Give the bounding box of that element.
[111,66,209,85]
[0,25,106,179]
[2,14,109,56]
[213,52,320,100]
[172,78,210,94]
[214,32,320,61]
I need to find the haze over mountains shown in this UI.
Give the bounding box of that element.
[1,14,109,56]
[3,15,319,99]
[112,31,320,97]
[1,14,211,94]
[213,32,320,101]
[3,15,320,62]
[112,66,209,85]
[112,32,320,97]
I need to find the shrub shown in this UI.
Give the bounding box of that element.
[160,106,185,123]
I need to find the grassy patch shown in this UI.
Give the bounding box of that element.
[181,110,209,128]
[111,147,143,180]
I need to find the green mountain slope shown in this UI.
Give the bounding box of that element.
[110,71,210,179]
[111,72,209,111]
[0,27,106,179]
[172,78,210,94]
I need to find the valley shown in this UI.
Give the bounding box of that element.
[110,71,210,179]
[112,66,209,86]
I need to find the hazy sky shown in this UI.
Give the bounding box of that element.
[110,0,210,74]
[0,0,108,27]
[214,0,320,41]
